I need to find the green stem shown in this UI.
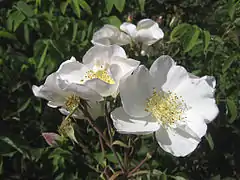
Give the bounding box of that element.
[127,153,152,178]
[79,103,126,174]
[64,106,78,121]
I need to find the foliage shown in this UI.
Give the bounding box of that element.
[0,0,239,179]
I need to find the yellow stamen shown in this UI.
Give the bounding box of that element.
[85,69,115,84]
[65,95,80,111]
[145,89,187,125]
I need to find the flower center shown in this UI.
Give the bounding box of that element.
[145,89,187,125]
[85,69,115,84]
[65,95,80,110]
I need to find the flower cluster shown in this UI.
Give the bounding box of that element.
[33,19,219,157]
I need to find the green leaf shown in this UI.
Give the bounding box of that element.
[16,1,34,17]
[94,152,105,165]
[60,1,69,15]
[72,21,78,42]
[183,25,200,52]
[0,31,17,40]
[161,173,167,180]
[227,98,238,123]
[7,11,26,32]
[105,0,114,14]
[112,140,129,148]
[203,30,210,51]
[170,23,191,40]
[106,16,122,28]
[222,54,238,72]
[37,42,49,69]
[138,0,146,12]
[113,0,125,13]
[17,98,31,113]
[0,137,24,154]
[71,0,81,18]
[205,133,214,150]
[210,175,221,180]
[78,0,92,15]
[173,176,186,180]
[105,153,120,163]
[228,0,236,21]
[234,17,240,26]
[24,24,30,45]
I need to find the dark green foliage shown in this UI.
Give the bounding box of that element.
[0,0,239,179]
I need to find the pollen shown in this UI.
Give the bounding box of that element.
[85,69,115,84]
[65,94,80,111]
[145,89,187,125]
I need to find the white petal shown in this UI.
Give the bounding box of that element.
[57,57,89,84]
[162,65,189,92]
[178,109,207,139]
[57,77,103,101]
[120,22,137,38]
[155,127,200,157]
[149,55,175,90]
[136,19,164,45]
[32,73,68,106]
[83,64,122,97]
[92,24,131,46]
[47,101,62,108]
[174,76,218,122]
[111,56,140,79]
[120,65,152,118]
[111,107,160,134]
[137,19,156,29]
[83,45,127,67]
[84,77,118,98]
[92,25,116,45]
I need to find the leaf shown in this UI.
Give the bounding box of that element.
[112,140,129,148]
[94,152,105,166]
[7,11,26,32]
[222,54,238,72]
[24,24,30,45]
[228,0,236,21]
[203,30,210,51]
[109,171,123,180]
[71,0,81,18]
[138,0,145,12]
[170,23,191,40]
[227,98,238,123]
[105,153,120,163]
[205,133,214,150]
[113,0,125,13]
[16,1,34,17]
[210,174,221,180]
[234,17,240,26]
[161,173,167,180]
[37,42,48,69]
[105,0,114,14]
[0,31,17,40]
[72,21,78,42]
[78,0,92,15]
[173,176,186,180]
[0,137,24,154]
[106,16,122,28]
[60,1,69,15]
[183,25,200,52]
[17,98,31,113]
